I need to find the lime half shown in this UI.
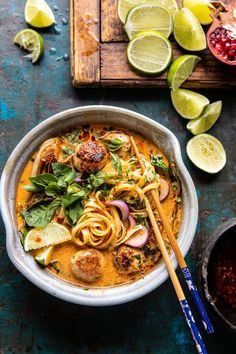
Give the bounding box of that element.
[187,101,222,135]
[13,29,44,63]
[127,31,173,74]
[167,54,201,90]
[25,0,55,28]
[187,134,226,173]
[174,8,206,51]
[183,0,213,25]
[124,4,173,40]
[118,0,179,24]
[171,88,209,119]
[35,246,54,266]
[24,222,71,251]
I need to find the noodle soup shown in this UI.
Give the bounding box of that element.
[16,125,182,287]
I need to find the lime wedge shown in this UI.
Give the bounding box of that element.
[127,30,173,74]
[118,0,179,24]
[35,246,54,266]
[25,0,55,28]
[24,222,71,251]
[183,0,213,25]
[173,8,206,51]
[186,134,226,173]
[187,101,222,135]
[171,89,209,119]
[13,29,44,64]
[167,55,201,90]
[124,4,173,40]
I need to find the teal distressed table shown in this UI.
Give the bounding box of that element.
[0,1,236,353]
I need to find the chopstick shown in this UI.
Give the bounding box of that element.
[130,137,213,334]
[143,195,207,354]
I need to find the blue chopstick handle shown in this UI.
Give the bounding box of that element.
[182,267,214,334]
[180,299,208,354]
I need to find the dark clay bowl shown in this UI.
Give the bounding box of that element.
[197,218,236,331]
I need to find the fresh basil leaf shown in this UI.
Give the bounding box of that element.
[67,184,88,200]
[61,194,83,208]
[150,155,169,174]
[110,153,122,176]
[23,183,42,193]
[22,199,61,228]
[64,200,84,225]
[45,182,61,197]
[103,138,123,152]
[29,173,58,187]
[88,171,105,189]
[52,163,76,185]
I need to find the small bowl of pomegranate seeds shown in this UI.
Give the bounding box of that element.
[197,218,236,331]
[207,26,236,66]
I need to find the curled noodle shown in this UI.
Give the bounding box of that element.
[72,192,126,249]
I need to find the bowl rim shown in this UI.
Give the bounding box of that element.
[0,105,198,306]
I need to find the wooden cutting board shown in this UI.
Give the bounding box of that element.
[70,0,236,88]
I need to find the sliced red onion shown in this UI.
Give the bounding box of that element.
[74,172,83,183]
[106,200,129,221]
[159,178,170,201]
[128,215,136,229]
[125,225,149,248]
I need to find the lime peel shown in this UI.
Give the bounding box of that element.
[167,54,201,90]
[183,0,213,25]
[173,8,206,51]
[171,88,209,119]
[187,100,222,135]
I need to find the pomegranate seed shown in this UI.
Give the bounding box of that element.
[228,50,236,59]
[231,44,236,51]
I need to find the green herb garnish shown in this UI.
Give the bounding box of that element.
[151,155,169,174]
[103,138,123,152]
[110,153,122,176]
[62,146,75,158]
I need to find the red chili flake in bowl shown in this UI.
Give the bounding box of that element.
[212,235,236,310]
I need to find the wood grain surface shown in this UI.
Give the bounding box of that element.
[71,0,236,88]
[71,0,100,86]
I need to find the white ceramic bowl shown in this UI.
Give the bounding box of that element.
[0,106,198,306]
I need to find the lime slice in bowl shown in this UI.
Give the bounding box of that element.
[124,4,173,40]
[173,8,206,51]
[167,55,201,90]
[25,0,55,28]
[171,88,209,119]
[35,246,54,266]
[13,29,44,63]
[187,101,222,135]
[183,0,213,25]
[187,134,226,173]
[127,30,173,74]
[118,0,179,24]
[24,222,71,251]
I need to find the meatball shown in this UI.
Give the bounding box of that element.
[73,141,108,172]
[71,249,105,283]
[105,132,130,158]
[113,245,145,275]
